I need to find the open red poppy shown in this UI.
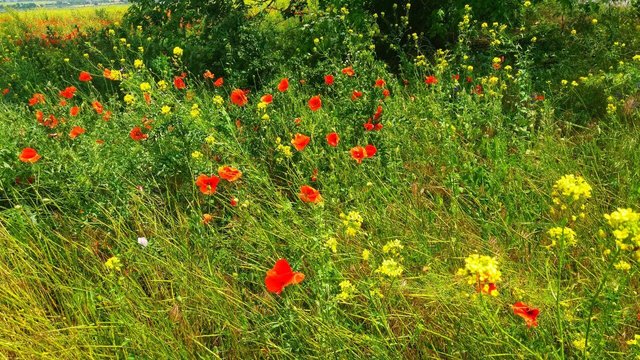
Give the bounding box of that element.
[291,133,310,151]
[19,148,41,163]
[79,71,92,82]
[230,89,248,106]
[299,185,322,203]
[513,302,540,328]
[218,166,242,182]
[278,78,289,92]
[308,96,321,111]
[265,259,305,294]
[195,174,220,195]
[129,127,148,141]
[326,132,339,147]
[69,126,86,139]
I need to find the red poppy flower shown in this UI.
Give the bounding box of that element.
[466,76,473,83]
[19,148,41,163]
[218,166,242,182]
[265,259,305,294]
[144,92,151,105]
[195,174,220,195]
[533,94,545,101]
[260,94,273,104]
[373,105,383,121]
[342,66,355,77]
[69,126,85,139]
[326,132,339,147]
[59,100,67,107]
[374,123,383,131]
[350,146,366,164]
[92,101,104,114]
[174,76,186,90]
[364,121,374,131]
[103,68,112,79]
[203,70,215,79]
[129,126,148,141]
[214,77,224,87]
[324,74,334,85]
[230,89,248,107]
[2,88,9,96]
[308,95,321,111]
[365,144,377,158]
[278,78,289,92]
[79,71,92,82]
[28,93,45,106]
[473,84,483,95]
[425,75,438,85]
[70,106,80,117]
[351,90,363,101]
[452,74,460,81]
[299,185,322,204]
[291,133,310,151]
[512,302,540,328]
[382,89,390,98]
[35,110,44,123]
[374,78,386,88]
[43,114,58,129]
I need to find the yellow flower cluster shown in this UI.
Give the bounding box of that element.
[551,175,591,220]
[382,239,403,255]
[456,254,501,296]
[104,256,122,272]
[336,280,356,301]
[340,211,363,237]
[275,137,293,159]
[375,259,404,277]
[325,237,338,253]
[547,227,578,247]
[604,208,640,253]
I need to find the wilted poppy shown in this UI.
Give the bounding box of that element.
[42,114,59,129]
[260,94,273,104]
[218,166,242,182]
[291,133,310,151]
[174,76,186,90]
[203,70,215,79]
[277,78,289,92]
[326,132,339,147]
[230,197,239,207]
[35,110,43,123]
[69,126,86,139]
[265,259,305,295]
[351,90,363,101]
[513,302,540,328]
[202,213,213,225]
[342,66,355,77]
[373,105,383,121]
[19,148,41,163]
[195,174,220,195]
[70,106,80,117]
[350,146,366,164]
[382,89,390,98]
[129,126,147,141]
[299,185,322,204]
[324,74,334,85]
[230,89,248,106]
[79,71,92,82]
[425,75,438,85]
[308,95,321,111]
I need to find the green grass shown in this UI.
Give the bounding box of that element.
[1,2,640,359]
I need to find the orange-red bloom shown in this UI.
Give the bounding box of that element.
[195,174,220,195]
[382,89,390,98]
[69,126,86,139]
[28,93,45,106]
[299,185,322,203]
[351,90,363,101]
[129,126,148,141]
[365,144,377,158]
[308,95,321,111]
[324,74,334,85]
[326,132,339,147]
[203,70,215,79]
[79,71,92,82]
[174,76,186,90]
[277,78,289,92]
[265,259,305,295]
[19,148,41,163]
[512,302,540,328]
[350,146,366,164]
[375,78,386,88]
[425,75,438,85]
[260,94,273,104]
[291,133,310,151]
[70,106,80,117]
[218,166,242,182]
[342,66,355,77]
[214,77,224,87]
[230,89,248,106]
[92,101,104,114]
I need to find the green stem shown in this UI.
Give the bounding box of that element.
[556,237,566,359]
[583,249,619,357]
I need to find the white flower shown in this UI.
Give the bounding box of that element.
[138,237,148,247]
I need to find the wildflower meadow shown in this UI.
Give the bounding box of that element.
[1,0,640,358]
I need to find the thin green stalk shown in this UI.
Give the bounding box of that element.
[556,236,566,360]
